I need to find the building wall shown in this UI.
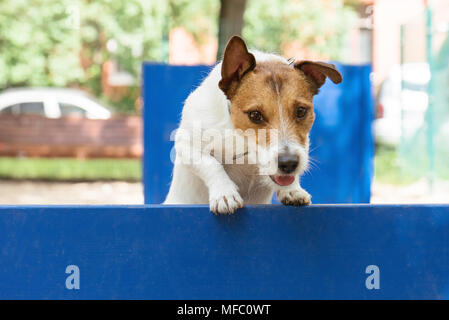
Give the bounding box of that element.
[373,0,449,87]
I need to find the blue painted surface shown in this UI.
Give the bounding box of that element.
[142,63,374,205]
[1,205,449,300]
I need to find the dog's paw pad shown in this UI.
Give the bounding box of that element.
[277,189,311,206]
[210,192,243,215]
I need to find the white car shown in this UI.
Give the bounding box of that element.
[0,88,112,119]
[374,63,430,146]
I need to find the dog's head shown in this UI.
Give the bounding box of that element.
[218,36,342,188]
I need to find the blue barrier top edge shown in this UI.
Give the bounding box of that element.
[0,204,448,210]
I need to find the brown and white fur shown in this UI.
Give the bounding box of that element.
[164,36,342,214]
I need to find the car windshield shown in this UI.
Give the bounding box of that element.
[0,102,45,116]
[59,103,87,117]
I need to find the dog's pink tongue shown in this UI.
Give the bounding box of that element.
[273,175,295,186]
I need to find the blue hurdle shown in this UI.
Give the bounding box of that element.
[0,204,448,299]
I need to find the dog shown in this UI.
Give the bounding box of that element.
[164,36,342,214]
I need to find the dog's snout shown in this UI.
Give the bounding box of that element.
[278,153,299,174]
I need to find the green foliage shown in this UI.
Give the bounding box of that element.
[0,0,166,112]
[374,145,419,185]
[243,0,358,60]
[0,0,84,87]
[0,0,358,113]
[0,0,218,112]
[168,0,220,45]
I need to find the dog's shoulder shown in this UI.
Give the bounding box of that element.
[180,63,230,130]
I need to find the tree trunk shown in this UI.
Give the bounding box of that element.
[216,0,247,60]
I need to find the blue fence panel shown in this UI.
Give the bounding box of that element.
[1,205,449,299]
[143,63,374,205]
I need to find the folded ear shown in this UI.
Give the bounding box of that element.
[294,60,342,91]
[218,36,256,96]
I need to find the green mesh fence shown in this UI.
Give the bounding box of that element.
[399,6,449,185]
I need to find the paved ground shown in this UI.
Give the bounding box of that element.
[0,179,447,205]
[370,179,449,204]
[0,180,144,205]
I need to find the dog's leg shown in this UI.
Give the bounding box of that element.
[176,141,243,214]
[276,179,311,206]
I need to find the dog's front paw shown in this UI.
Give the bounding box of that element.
[277,188,311,206]
[209,188,243,215]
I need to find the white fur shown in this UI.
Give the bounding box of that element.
[164,51,311,213]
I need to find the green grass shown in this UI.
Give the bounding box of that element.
[0,157,141,181]
[375,142,449,185]
[374,145,421,185]
[0,147,444,185]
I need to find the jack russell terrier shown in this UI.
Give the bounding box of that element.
[164,36,342,214]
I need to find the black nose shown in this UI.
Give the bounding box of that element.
[278,153,299,174]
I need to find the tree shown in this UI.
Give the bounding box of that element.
[0,0,84,89]
[0,0,218,113]
[243,0,357,60]
[0,0,358,114]
[217,0,247,60]
[0,0,167,112]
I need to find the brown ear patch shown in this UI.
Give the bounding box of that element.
[218,36,256,97]
[294,60,342,91]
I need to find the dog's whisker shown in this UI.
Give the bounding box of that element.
[308,143,323,154]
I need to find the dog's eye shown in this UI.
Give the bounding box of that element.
[248,110,264,124]
[296,107,307,119]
